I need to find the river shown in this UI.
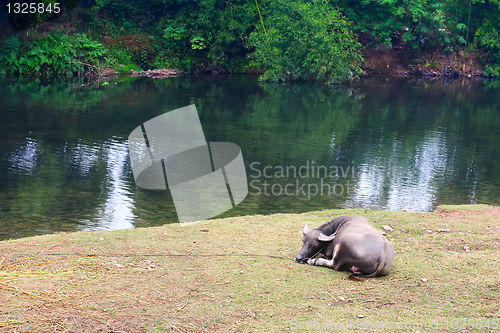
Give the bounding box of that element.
[1,75,499,239]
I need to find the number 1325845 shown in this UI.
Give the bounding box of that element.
[6,2,61,14]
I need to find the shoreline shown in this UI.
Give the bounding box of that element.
[1,204,496,243]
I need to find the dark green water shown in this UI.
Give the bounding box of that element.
[1,75,500,240]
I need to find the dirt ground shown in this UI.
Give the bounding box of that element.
[1,205,500,332]
[362,44,485,77]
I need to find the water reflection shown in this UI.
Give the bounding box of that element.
[0,76,499,240]
[81,140,135,231]
[8,136,39,173]
[348,131,450,212]
[68,140,100,176]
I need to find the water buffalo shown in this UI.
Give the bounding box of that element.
[294,215,394,278]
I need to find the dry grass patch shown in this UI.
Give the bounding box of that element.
[1,205,500,332]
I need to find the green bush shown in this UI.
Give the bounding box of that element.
[0,35,22,71]
[339,0,470,52]
[483,64,500,77]
[108,48,140,72]
[475,17,500,61]
[248,0,363,83]
[0,32,108,76]
[474,14,500,76]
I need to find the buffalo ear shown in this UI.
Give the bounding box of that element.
[318,233,335,242]
[302,222,311,235]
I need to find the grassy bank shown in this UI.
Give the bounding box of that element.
[1,205,499,332]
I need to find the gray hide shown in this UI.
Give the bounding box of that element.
[294,215,394,278]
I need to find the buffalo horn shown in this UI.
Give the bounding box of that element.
[318,233,335,242]
[302,222,312,235]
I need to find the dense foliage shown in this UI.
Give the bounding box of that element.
[1,0,500,78]
[95,0,258,72]
[473,1,500,76]
[0,33,108,76]
[340,0,500,74]
[341,0,470,49]
[248,0,363,82]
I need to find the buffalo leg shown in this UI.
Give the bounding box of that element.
[307,244,339,268]
[307,257,335,268]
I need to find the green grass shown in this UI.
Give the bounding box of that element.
[436,204,492,211]
[1,205,499,332]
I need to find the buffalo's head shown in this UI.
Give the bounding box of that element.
[294,222,335,264]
